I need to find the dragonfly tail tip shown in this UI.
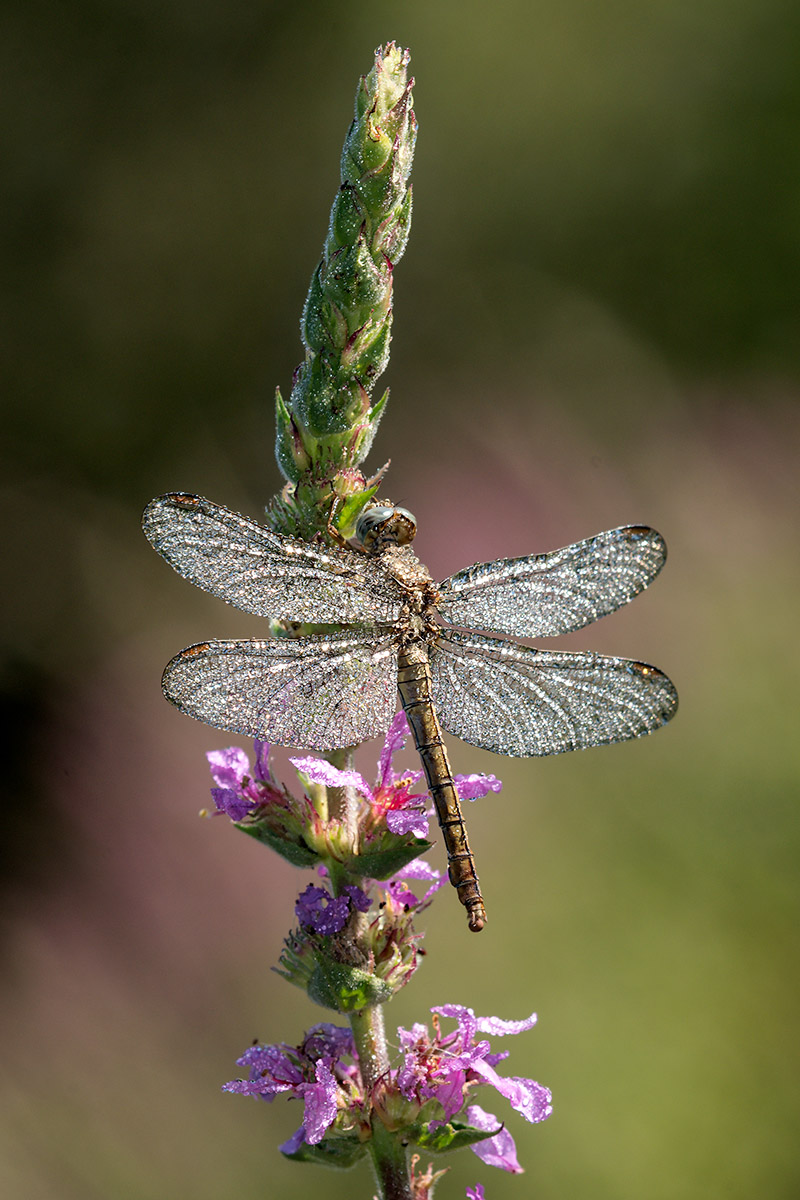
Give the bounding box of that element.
[467,907,487,933]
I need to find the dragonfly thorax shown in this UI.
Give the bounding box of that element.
[355,504,417,553]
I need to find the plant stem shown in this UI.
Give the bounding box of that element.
[325,747,360,844]
[350,1004,413,1200]
[368,1116,414,1200]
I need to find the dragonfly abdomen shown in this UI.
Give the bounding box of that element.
[397,642,487,932]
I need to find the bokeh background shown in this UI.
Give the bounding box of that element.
[3,2,799,1197]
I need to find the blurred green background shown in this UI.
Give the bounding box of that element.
[2,2,799,1197]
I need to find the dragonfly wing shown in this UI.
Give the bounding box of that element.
[436,526,667,637]
[430,629,677,757]
[143,493,403,624]
[161,630,399,751]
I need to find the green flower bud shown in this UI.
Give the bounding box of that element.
[268,43,415,540]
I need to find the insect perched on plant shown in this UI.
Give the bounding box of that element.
[143,493,678,931]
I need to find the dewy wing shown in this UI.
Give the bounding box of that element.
[143,493,678,932]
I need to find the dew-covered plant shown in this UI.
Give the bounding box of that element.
[145,44,552,1199]
[209,716,550,1198]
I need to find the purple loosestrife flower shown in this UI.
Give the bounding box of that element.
[289,711,429,839]
[291,710,502,844]
[207,715,501,890]
[383,858,448,920]
[207,741,276,821]
[205,741,352,869]
[396,1005,551,1172]
[295,882,371,935]
[225,1005,551,1174]
[223,1023,364,1149]
[204,712,502,886]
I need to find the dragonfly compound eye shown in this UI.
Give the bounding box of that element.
[356,505,417,551]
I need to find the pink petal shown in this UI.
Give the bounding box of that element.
[432,1004,478,1049]
[302,1061,338,1144]
[476,1013,538,1037]
[289,756,373,799]
[470,1059,552,1124]
[378,711,410,785]
[395,859,441,881]
[386,808,430,837]
[253,740,272,781]
[466,1105,522,1173]
[279,1126,306,1155]
[207,746,250,788]
[455,773,503,801]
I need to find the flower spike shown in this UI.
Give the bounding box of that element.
[270,43,416,539]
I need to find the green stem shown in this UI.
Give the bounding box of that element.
[350,998,390,1083]
[368,1117,413,1200]
[325,746,359,847]
[350,1005,413,1200]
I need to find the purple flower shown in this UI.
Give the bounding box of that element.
[396,1004,551,1171]
[224,1005,549,1172]
[291,711,502,840]
[223,1023,358,1147]
[384,857,448,917]
[290,712,429,835]
[295,883,371,935]
[466,1185,486,1200]
[207,741,280,820]
[465,1105,522,1173]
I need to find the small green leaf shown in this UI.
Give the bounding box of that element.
[406,1119,498,1154]
[335,484,381,537]
[282,1135,367,1169]
[274,387,311,482]
[346,839,432,881]
[366,386,390,433]
[235,822,319,868]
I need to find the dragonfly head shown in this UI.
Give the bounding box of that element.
[355,504,417,552]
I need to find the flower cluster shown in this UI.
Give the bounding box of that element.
[206,713,502,1012]
[290,710,501,844]
[222,1023,366,1154]
[395,1005,552,1172]
[295,882,372,935]
[206,711,501,942]
[206,713,551,1188]
[224,1005,551,1180]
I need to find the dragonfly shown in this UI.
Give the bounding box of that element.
[143,492,678,932]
